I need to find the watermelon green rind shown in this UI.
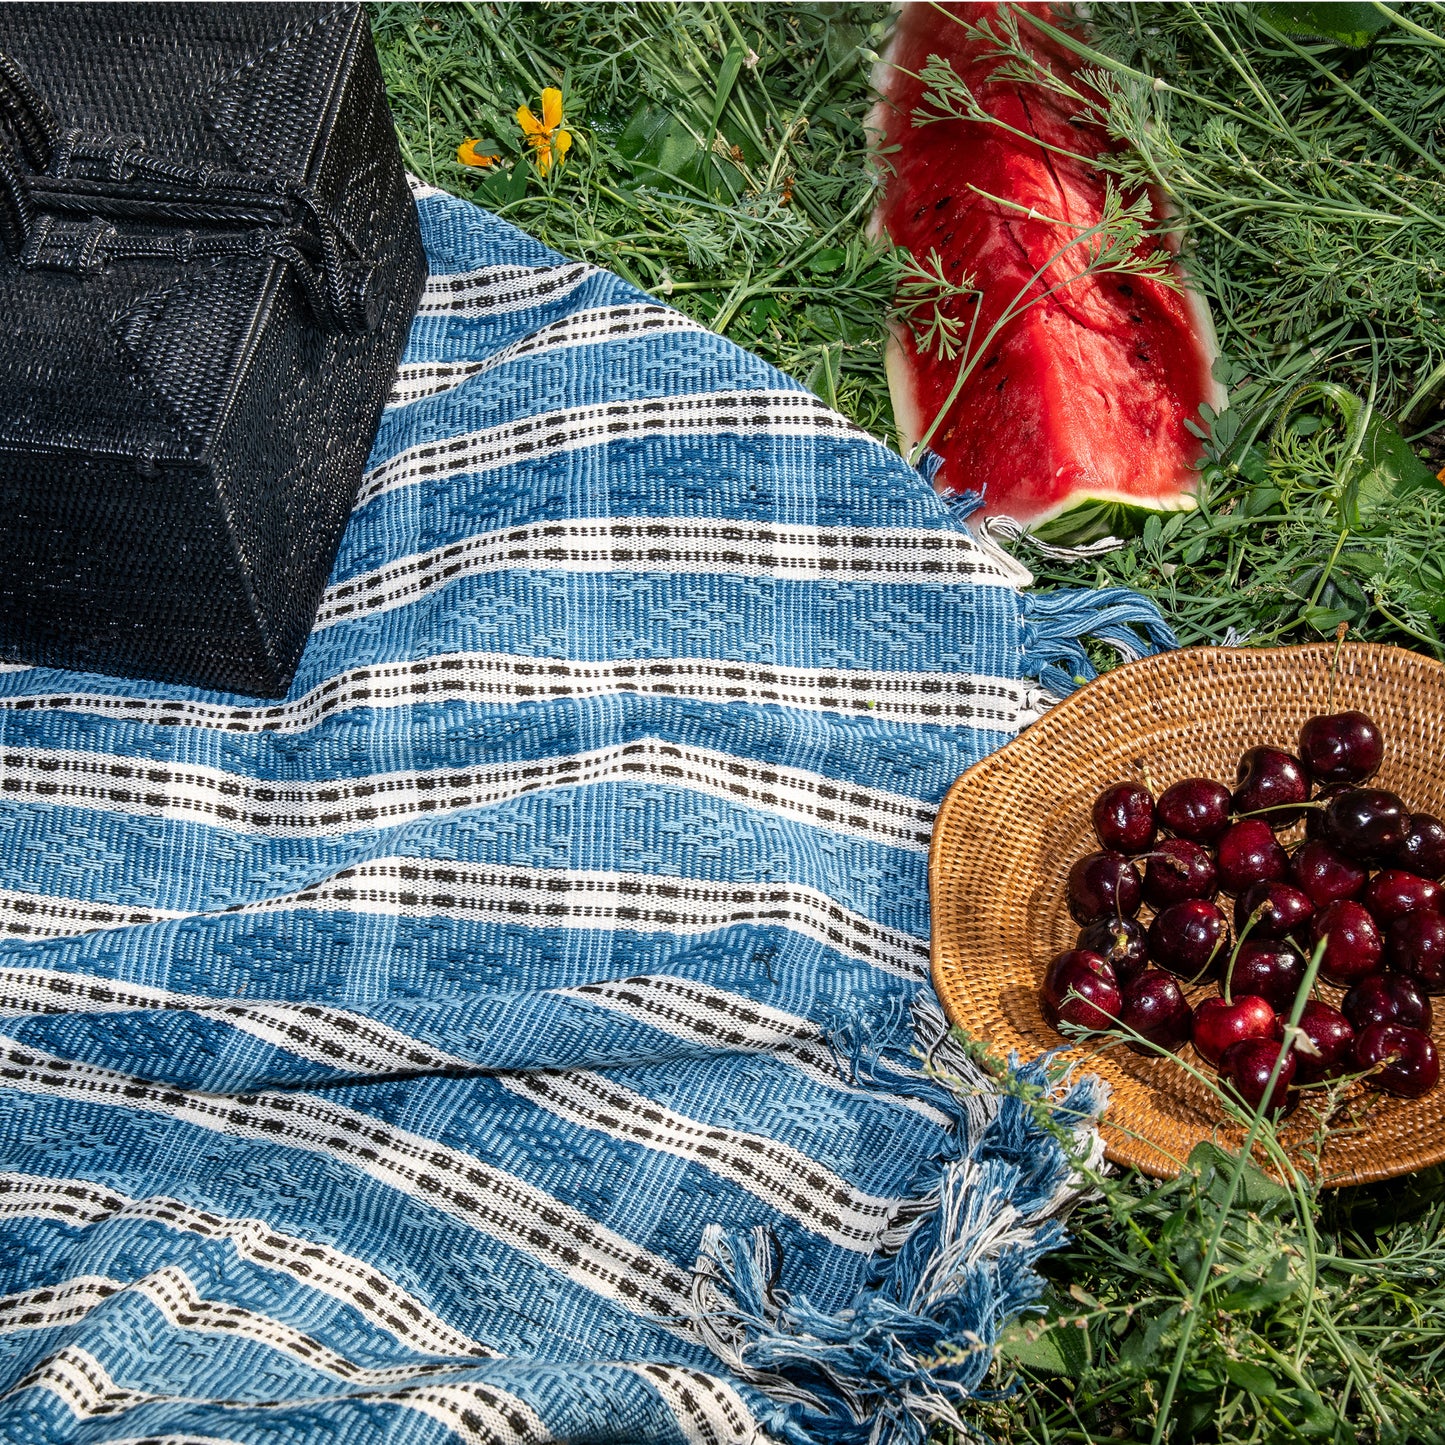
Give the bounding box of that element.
[1030,495,1192,548]
[870,1,1224,537]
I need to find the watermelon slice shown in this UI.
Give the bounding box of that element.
[870,1,1223,540]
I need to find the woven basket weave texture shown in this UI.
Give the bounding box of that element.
[931,643,1445,1185]
[0,4,426,696]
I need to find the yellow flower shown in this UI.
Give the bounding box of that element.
[516,87,572,175]
[456,138,498,168]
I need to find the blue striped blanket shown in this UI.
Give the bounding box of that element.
[0,182,1158,1445]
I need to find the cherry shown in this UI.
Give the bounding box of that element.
[1289,839,1367,909]
[1221,1036,1296,1115]
[1298,710,1383,785]
[1354,1023,1440,1098]
[1322,787,1411,865]
[1076,916,1149,983]
[1235,881,1314,943]
[1142,839,1217,909]
[1194,994,1278,1067]
[1386,911,1445,993]
[1341,973,1433,1033]
[1395,813,1445,880]
[1229,940,1306,1013]
[1216,819,1289,895]
[1119,969,1193,1054]
[1305,784,1352,842]
[1309,900,1384,986]
[1040,950,1120,1033]
[1067,851,1142,925]
[1290,1000,1356,1085]
[1232,747,1310,829]
[1147,900,1230,980]
[1361,869,1442,926]
[1156,778,1233,845]
[1092,781,1157,855]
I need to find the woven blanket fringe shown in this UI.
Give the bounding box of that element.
[929,471,1179,706]
[687,1000,1107,1445]
[1021,586,1179,701]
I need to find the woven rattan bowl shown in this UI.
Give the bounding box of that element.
[930,643,1445,1186]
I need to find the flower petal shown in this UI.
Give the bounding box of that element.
[553,129,572,163]
[516,103,543,136]
[541,88,564,132]
[456,138,497,168]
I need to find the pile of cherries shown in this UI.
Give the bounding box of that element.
[1039,706,1445,1116]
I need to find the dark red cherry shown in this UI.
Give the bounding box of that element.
[1289,840,1367,909]
[1142,839,1217,909]
[1216,820,1289,895]
[1147,900,1230,980]
[1310,900,1384,986]
[1040,950,1120,1033]
[1232,747,1310,829]
[1092,781,1157,855]
[1394,813,1445,880]
[1290,1000,1356,1085]
[1342,973,1433,1033]
[1322,788,1410,865]
[1235,881,1314,943]
[1298,710,1383,785]
[1229,940,1306,1013]
[1156,778,1233,845]
[1076,916,1149,983]
[1305,784,1352,841]
[1221,1036,1296,1115]
[1119,969,1193,1054]
[1066,851,1142,925]
[1354,1023,1440,1098]
[1193,994,1278,1067]
[1362,870,1442,926]
[1387,911,1445,993]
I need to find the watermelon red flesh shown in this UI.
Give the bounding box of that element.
[871,1,1222,534]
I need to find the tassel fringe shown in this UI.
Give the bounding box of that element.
[1020,586,1178,702]
[688,1000,1107,1445]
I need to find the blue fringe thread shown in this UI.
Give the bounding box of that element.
[928,468,1177,699]
[1021,587,1178,699]
[689,1002,1107,1445]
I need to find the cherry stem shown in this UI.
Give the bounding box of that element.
[1222,902,1269,1006]
[1184,937,1228,990]
[1328,621,1348,714]
[1138,849,1190,875]
[1232,799,1326,821]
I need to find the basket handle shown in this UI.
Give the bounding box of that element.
[0,48,381,336]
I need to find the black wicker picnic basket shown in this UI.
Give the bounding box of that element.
[0,4,426,697]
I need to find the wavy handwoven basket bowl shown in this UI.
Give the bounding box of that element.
[930,643,1445,1186]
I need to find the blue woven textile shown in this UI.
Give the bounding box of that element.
[0,183,1136,1445]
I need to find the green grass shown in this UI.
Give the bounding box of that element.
[372,0,900,435]
[953,1027,1445,1445]
[907,1,1445,656]
[372,5,1445,1441]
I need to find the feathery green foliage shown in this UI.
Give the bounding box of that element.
[922,2,1445,419]
[914,2,1445,652]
